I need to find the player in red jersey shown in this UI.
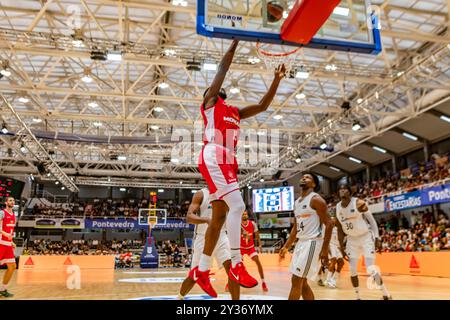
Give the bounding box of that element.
[0,197,17,298]
[194,39,286,298]
[226,210,268,292]
[240,211,268,292]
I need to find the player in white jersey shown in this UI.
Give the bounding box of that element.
[335,184,392,300]
[178,189,239,300]
[324,217,345,288]
[279,173,333,300]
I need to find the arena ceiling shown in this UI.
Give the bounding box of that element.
[0,0,449,191]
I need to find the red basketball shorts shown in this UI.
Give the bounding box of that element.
[198,143,239,202]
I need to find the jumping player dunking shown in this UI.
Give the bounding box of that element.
[0,197,17,298]
[335,184,392,300]
[194,39,286,298]
[279,173,333,300]
[179,189,239,300]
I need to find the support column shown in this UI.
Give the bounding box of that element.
[423,140,430,162]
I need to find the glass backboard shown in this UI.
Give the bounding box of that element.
[197,0,381,54]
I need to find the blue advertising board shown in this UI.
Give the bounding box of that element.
[84,218,193,230]
[384,183,450,212]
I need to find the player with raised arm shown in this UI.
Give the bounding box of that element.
[194,38,286,298]
[279,173,333,300]
[178,189,239,300]
[335,184,392,300]
[0,197,17,298]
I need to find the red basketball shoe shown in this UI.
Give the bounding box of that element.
[262,281,269,292]
[228,262,258,288]
[188,266,217,298]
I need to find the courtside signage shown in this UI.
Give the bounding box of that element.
[384,183,450,212]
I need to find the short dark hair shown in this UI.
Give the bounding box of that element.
[303,172,320,192]
[6,196,14,201]
[338,184,352,195]
[203,87,227,100]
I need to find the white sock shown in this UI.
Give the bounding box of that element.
[198,254,212,272]
[230,249,241,268]
[326,271,333,282]
[354,287,361,299]
[177,294,185,300]
[222,190,246,268]
[1,284,7,291]
[261,278,265,283]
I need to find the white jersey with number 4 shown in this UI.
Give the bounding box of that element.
[194,188,226,237]
[294,192,323,241]
[336,197,370,237]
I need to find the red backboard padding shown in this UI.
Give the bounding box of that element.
[281,0,342,45]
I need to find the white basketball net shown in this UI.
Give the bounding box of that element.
[256,42,302,73]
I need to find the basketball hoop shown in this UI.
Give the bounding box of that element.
[255,42,302,73]
[147,216,158,228]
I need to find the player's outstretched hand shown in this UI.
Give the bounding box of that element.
[279,247,288,261]
[319,248,329,267]
[274,64,287,80]
[375,238,383,254]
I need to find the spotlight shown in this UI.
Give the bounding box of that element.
[20,144,26,153]
[352,121,362,131]
[186,61,201,71]
[158,82,169,89]
[107,51,123,61]
[203,62,218,71]
[1,124,8,134]
[90,50,107,61]
[230,87,240,94]
[154,107,164,113]
[320,141,328,150]
[18,96,30,103]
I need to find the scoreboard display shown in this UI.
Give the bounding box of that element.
[0,176,24,203]
[252,186,294,213]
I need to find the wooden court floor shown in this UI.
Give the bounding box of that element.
[3,265,450,300]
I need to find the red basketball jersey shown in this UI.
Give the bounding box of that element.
[201,96,240,150]
[0,209,15,246]
[241,221,258,249]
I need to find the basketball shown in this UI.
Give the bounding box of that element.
[266,1,284,23]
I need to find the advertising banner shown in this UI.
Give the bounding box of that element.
[84,218,193,230]
[384,183,450,212]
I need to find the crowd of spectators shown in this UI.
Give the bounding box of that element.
[326,154,450,206]
[377,209,450,252]
[29,198,188,219]
[25,239,144,256]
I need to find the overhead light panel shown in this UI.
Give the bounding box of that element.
[158,82,169,89]
[120,187,126,192]
[173,0,188,6]
[329,166,341,172]
[93,121,102,127]
[32,118,42,123]
[402,132,418,141]
[352,121,362,131]
[230,87,240,94]
[164,49,176,56]
[154,107,164,113]
[150,125,159,130]
[357,98,363,104]
[203,62,218,71]
[81,74,93,83]
[107,51,123,61]
[18,96,29,103]
[295,158,302,163]
[88,101,99,108]
[349,156,362,164]
[273,114,283,120]
[333,7,350,16]
[440,115,450,123]
[158,189,164,193]
[296,93,306,99]
[20,144,26,153]
[117,155,127,161]
[1,124,8,134]
[295,70,310,79]
[320,141,328,150]
[372,146,387,153]
[325,64,337,71]
[260,179,264,182]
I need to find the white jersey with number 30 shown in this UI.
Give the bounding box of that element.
[336,197,370,237]
[294,192,323,241]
